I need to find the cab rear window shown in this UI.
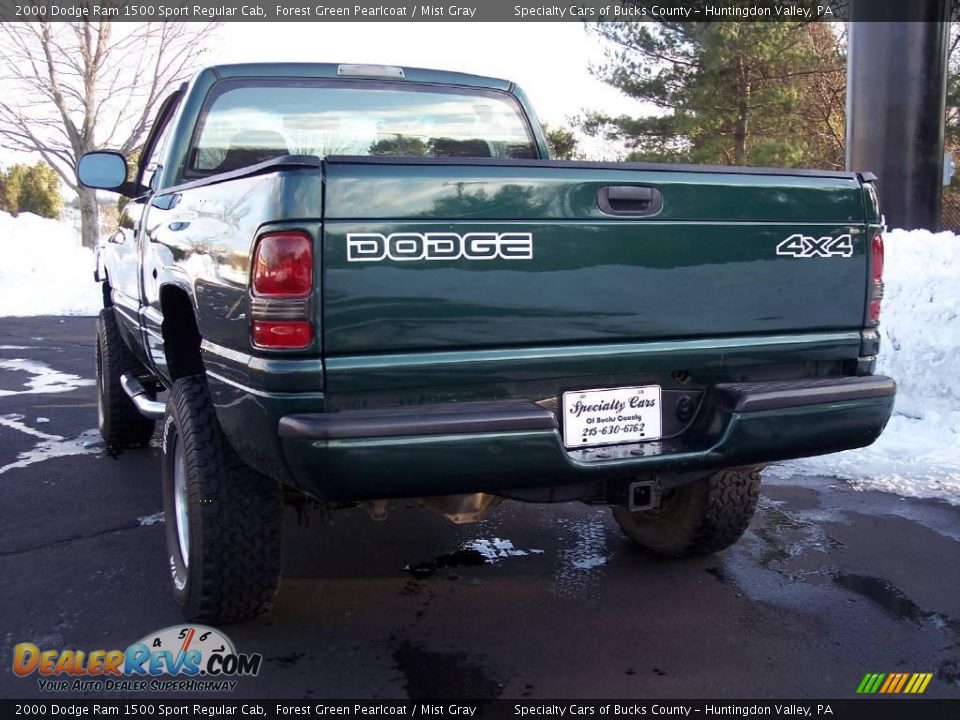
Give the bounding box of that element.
[188,80,538,175]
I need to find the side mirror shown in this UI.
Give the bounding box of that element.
[77,151,131,193]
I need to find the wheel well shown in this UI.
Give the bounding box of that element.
[160,285,204,381]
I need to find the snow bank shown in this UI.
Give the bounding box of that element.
[772,228,960,505]
[0,211,101,316]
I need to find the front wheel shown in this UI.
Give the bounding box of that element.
[161,375,282,623]
[612,468,761,558]
[95,308,155,451]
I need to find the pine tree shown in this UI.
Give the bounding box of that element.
[0,162,63,218]
[583,20,845,168]
[543,124,580,160]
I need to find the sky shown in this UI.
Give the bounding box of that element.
[0,22,646,169]
[212,22,644,128]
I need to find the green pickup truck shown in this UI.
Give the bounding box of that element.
[78,63,895,623]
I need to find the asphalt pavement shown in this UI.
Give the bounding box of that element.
[1,316,959,700]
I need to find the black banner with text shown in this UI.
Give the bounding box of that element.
[0,0,956,24]
[2,699,959,720]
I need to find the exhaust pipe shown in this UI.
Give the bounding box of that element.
[120,373,166,420]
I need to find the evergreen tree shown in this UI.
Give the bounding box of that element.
[0,166,18,214]
[0,162,63,218]
[543,124,580,160]
[583,20,845,168]
[17,162,63,218]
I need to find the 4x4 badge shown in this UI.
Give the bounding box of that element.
[776,233,854,258]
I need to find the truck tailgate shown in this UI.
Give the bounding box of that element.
[321,158,868,356]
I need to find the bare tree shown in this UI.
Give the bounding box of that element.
[946,23,960,152]
[0,19,219,247]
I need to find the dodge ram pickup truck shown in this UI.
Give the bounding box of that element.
[78,62,895,623]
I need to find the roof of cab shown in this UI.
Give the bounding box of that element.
[204,63,514,91]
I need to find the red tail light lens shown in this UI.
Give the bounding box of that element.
[252,320,312,349]
[250,231,314,349]
[869,232,884,325]
[871,233,884,281]
[252,231,313,298]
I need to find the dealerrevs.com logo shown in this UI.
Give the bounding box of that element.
[13,625,261,693]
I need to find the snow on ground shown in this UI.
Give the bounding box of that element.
[772,228,960,505]
[0,212,957,503]
[0,211,101,316]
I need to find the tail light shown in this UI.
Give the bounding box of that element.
[868,232,884,325]
[250,231,313,349]
[251,320,312,349]
[252,231,312,297]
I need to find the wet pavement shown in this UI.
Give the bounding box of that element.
[1,317,959,700]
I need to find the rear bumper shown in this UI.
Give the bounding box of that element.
[278,376,895,500]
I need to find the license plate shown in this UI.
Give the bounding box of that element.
[562,385,662,448]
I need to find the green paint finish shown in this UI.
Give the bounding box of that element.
[279,394,894,500]
[322,160,869,357]
[323,331,861,394]
[212,62,514,90]
[324,162,865,222]
[142,169,325,382]
[323,218,866,355]
[856,674,873,694]
[862,183,882,224]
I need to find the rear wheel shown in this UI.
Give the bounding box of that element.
[95,308,155,451]
[162,375,282,623]
[612,468,761,557]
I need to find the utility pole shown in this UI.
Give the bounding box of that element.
[846,0,952,230]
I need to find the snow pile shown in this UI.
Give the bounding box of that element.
[772,228,960,505]
[0,210,100,316]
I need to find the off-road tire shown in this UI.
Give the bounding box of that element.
[161,375,282,623]
[613,468,761,557]
[95,308,155,450]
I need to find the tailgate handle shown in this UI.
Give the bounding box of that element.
[597,185,662,216]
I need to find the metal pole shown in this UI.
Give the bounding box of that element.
[846,0,951,230]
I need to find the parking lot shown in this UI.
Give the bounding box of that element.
[1,316,959,700]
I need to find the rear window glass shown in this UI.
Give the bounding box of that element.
[189,81,538,175]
